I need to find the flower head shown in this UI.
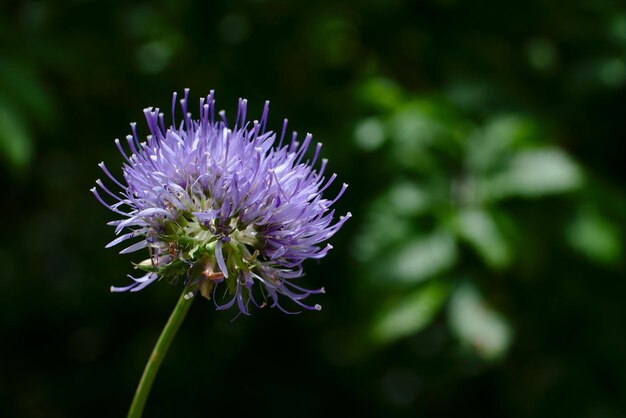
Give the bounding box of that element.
[92,90,351,314]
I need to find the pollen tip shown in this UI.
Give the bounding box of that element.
[314,304,322,311]
[109,286,115,293]
[320,287,326,294]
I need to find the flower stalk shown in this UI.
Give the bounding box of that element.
[127,287,194,418]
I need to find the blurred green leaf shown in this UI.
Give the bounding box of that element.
[454,208,512,269]
[0,60,55,127]
[389,103,442,147]
[445,79,495,112]
[467,115,538,173]
[354,117,386,151]
[388,101,453,170]
[566,207,623,265]
[388,181,431,216]
[136,40,175,74]
[385,232,458,284]
[526,38,558,72]
[354,211,415,261]
[371,281,450,344]
[354,180,433,262]
[481,148,583,200]
[449,283,512,361]
[357,77,403,110]
[0,104,33,170]
[597,57,626,88]
[609,14,626,44]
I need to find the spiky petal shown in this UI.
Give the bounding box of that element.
[93,90,351,314]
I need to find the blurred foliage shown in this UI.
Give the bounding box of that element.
[0,60,55,171]
[354,88,590,357]
[2,0,626,417]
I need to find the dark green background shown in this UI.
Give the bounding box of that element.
[1,1,625,417]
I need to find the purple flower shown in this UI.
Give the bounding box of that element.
[92,90,351,314]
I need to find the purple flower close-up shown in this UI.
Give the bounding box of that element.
[92,89,351,315]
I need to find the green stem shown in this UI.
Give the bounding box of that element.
[128,288,194,418]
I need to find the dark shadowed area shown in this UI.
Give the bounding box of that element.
[1,1,625,417]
